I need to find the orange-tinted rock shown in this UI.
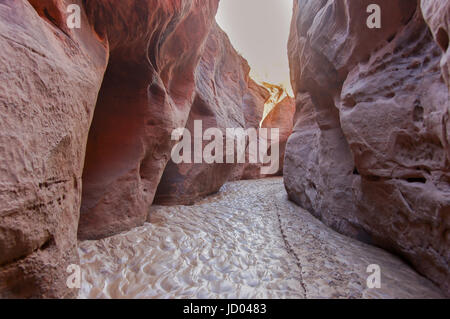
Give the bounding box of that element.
[244,78,271,129]
[0,0,108,298]
[262,97,295,175]
[154,23,269,205]
[78,0,219,239]
[285,0,449,294]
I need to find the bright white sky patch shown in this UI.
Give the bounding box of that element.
[216,0,294,96]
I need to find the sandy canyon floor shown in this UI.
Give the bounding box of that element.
[78,178,444,299]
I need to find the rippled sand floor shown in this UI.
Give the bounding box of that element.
[78,178,444,299]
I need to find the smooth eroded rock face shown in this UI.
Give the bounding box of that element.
[242,96,295,180]
[154,23,269,205]
[0,0,220,297]
[285,0,450,294]
[0,0,108,298]
[79,178,444,299]
[78,0,219,239]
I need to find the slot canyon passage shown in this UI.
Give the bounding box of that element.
[0,0,449,299]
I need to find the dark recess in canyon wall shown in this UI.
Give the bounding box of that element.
[241,96,296,180]
[285,0,450,294]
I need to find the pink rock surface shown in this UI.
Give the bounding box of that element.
[285,0,449,294]
[154,24,269,205]
[421,0,450,162]
[78,0,219,239]
[0,0,108,298]
[3,0,447,299]
[242,96,295,180]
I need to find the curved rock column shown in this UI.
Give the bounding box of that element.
[0,0,108,298]
[285,0,449,294]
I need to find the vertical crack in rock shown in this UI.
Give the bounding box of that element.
[274,201,308,298]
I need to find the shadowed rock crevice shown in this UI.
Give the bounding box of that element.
[1,0,221,297]
[28,0,68,33]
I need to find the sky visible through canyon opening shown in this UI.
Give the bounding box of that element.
[216,0,294,98]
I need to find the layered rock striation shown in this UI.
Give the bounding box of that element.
[78,0,219,239]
